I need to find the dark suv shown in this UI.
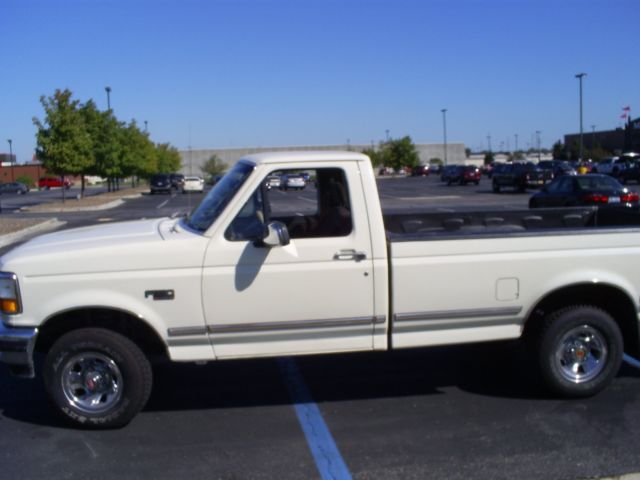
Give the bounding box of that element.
[169,173,185,190]
[150,174,172,194]
[492,162,550,193]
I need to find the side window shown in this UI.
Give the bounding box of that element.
[268,168,353,238]
[224,188,266,241]
[225,167,353,242]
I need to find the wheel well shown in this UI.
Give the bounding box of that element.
[524,283,640,356]
[35,308,169,361]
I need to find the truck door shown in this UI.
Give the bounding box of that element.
[201,164,377,358]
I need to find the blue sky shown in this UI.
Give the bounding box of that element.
[1,0,638,163]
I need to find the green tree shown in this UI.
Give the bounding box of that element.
[155,143,182,173]
[81,100,124,192]
[385,136,420,171]
[33,89,93,200]
[484,152,495,165]
[121,121,156,186]
[552,140,568,160]
[200,154,227,178]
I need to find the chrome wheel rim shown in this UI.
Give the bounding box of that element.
[60,352,123,414]
[555,325,607,384]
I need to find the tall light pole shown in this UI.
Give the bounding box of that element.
[536,130,541,161]
[144,120,148,133]
[515,134,519,153]
[441,108,448,166]
[385,129,390,142]
[575,73,587,160]
[7,139,14,181]
[105,86,112,110]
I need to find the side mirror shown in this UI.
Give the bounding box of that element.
[260,221,290,247]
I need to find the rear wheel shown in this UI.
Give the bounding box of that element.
[536,306,622,397]
[492,181,500,193]
[44,328,152,429]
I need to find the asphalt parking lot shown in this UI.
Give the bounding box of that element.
[1,174,640,480]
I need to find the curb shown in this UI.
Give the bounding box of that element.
[20,191,143,213]
[22,198,125,213]
[0,219,67,249]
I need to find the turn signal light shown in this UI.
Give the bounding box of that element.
[1,299,19,314]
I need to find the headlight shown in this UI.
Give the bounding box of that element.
[0,272,22,315]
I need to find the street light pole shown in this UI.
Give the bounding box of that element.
[441,109,448,166]
[385,130,390,142]
[575,73,587,160]
[7,139,14,181]
[144,120,148,132]
[536,131,541,161]
[105,86,112,110]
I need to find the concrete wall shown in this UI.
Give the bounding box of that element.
[178,143,468,175]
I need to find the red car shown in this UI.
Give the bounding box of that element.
[38,177,73,190]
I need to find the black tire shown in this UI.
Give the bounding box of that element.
[536,306,622,398]
[492,181,500,193]
[44,328,152,429]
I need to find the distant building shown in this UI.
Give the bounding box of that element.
[564,117,640,154]
[177,143,468,175]
[0,153,16,166]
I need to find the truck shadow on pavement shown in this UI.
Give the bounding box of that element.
[1,341,638,427]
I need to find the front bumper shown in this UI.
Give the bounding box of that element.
[0,322,38,378]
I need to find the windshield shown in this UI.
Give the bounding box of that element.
[184,161,255,232]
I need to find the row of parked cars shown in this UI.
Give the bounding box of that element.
[149,173,205,194]
[265,172,310,191]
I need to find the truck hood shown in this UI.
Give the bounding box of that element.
[0,218,209,276]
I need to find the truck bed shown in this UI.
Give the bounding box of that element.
[384,206,640,241]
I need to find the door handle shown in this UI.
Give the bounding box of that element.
[334,249,367,262]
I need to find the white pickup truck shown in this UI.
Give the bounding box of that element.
[2,151,640,428]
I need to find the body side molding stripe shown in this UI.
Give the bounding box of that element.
[207,315,386,334]
[394,306,523,323]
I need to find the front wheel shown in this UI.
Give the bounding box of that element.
[44,328,153,429]
[536,306,622,398]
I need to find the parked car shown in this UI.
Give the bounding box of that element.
[529,174,639,208]
[149,173,172,194]
[182,176,205,193]
[440,165,480,185]
[411,165,429,177]
[38,177,72,190]
[618,160,640,184]
[492,162,550,193]
[440,165,460,184]
[280,174,306,190]
[591,157,627,177]
[0,182,29,195]
[429,164,442,175]
[538,160,577,178]
[265,175,282,190]
[169,173,185,190]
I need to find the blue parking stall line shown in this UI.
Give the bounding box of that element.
[278,357,352,480]
[623,353,640,370]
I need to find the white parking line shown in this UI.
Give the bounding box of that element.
[624,354,640,370]
[279,358,352,480]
